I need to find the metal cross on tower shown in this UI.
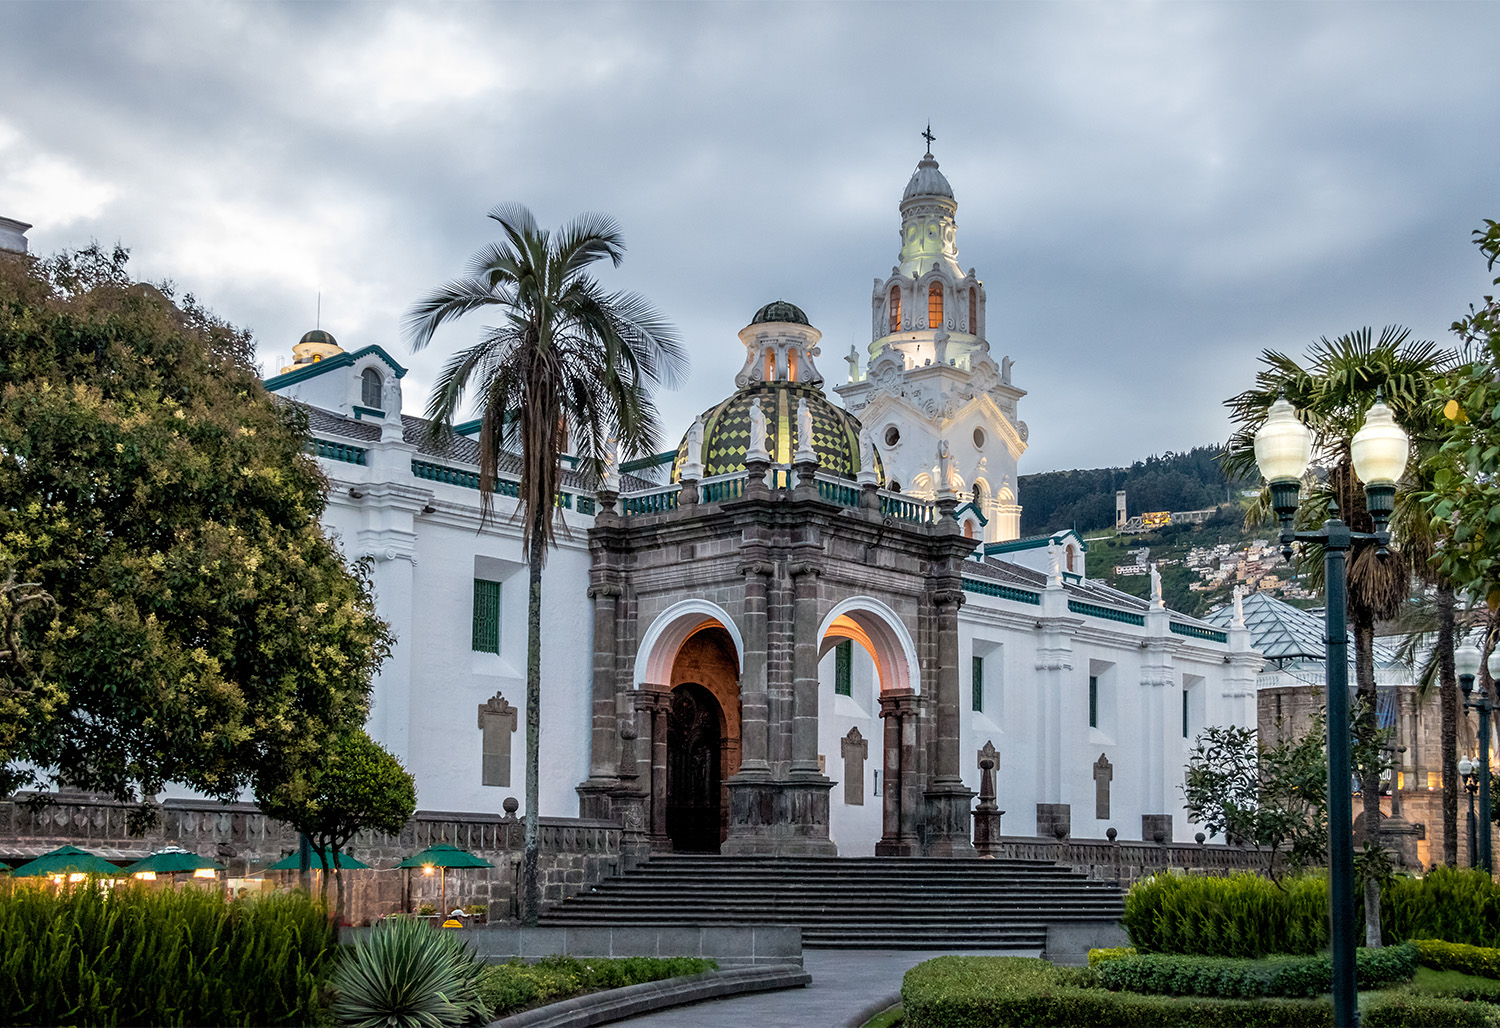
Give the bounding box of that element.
[922,123,936,156]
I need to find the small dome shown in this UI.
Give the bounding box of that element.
[298,329,339,348]
[902,156,954,201]
[673,382,881,483]
[749,300,810,326]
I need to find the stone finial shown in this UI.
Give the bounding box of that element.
[977,739,999,770]
[1093,753,1113,820]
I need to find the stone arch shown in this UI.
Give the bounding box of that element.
[635,599,744,688]
[816,596,921,695]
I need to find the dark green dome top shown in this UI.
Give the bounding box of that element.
[298,329,339,347]
[672,382,882,484]
[749,300,809,326]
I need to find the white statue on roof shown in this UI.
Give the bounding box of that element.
[747,401,770,460]
[1150,562,1164,610]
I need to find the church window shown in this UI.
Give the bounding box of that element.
[963,520,975,539]
[973,427,985,449]
[973,480,986,505]
[1182,688,1190,739]
[472,579,501,654]
[361,367,383,408]
[1088,675,1099,728]
[928,282,943,328]
[835,640,852,696]
[889,286,901,333]
[1066,546,1076,574]
[764,350,776,381]
[972,655,984,712]
[969,288,978,335]
[888,480,901,493]
[787,350,798,382]
[884,425,900,447]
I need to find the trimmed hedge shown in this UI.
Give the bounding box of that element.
[1412,938,1500,980]
[1124,872,1329,957]
[901,956,1334,1028]
[1409,968,1500,1002]
[479,955,717,1018]
[1089,946,1137,966]
[1361,992,1500,1027]
[1091,945,1417,999]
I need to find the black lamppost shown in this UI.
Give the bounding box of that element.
[1461,755,1481,868]
[1458,643,1492,874]
[1254,393,1408,1028]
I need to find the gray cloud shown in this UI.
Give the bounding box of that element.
[3,1,1497,472]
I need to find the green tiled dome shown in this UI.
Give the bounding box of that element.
[298,329,339,347]
[672,382,881,483]
[749,300,810,326]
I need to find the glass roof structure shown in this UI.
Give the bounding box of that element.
[1203,592,1403,667]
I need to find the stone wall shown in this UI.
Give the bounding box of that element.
[993,834,1276,887]
[0,792,623,924]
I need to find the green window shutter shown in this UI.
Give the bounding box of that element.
[835,640,852,696]
[1182,689,1190,738]
[472,579,501,654]
[972,655,984,712]
[1088,675,1098,729]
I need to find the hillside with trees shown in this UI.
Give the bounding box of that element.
[1018,445,1255,536]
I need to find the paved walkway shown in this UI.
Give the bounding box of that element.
[610,948,1036,1028]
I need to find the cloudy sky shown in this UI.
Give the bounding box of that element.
[4,1,1498,473]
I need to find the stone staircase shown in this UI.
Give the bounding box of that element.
[540,854,1125,949]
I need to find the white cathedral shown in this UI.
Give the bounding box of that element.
[263,147,1261,854]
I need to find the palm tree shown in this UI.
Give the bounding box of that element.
[1225,326,1460,937]
[405,205,686,923]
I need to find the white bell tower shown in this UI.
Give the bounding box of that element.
[835,132,1027,543]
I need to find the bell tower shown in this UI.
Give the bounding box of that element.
[835,134,1027,543]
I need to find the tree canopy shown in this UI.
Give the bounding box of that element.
[0,245,391,803]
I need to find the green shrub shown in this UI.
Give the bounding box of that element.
[330,916,488,1028]
[1089,945,1137,966]
[1383,868,1500,948]
[1124,872,1331,957]
[1361,991,1500,1027]
[0,881,332,1027]
[1412,940,1500,981]
[477,955,717,1018]
[1091,946,1416,999]
[902,955,1333,1027]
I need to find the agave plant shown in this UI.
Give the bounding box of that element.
[330,916,489,1028]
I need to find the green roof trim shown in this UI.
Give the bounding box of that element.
[622,451,677,473]
[263,344,408,392]
[954,499,989,526]
[962,578,1042,605]
[983,530,1087,556]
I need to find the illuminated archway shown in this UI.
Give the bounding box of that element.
[635,599,744,687]
[816,596,920,695]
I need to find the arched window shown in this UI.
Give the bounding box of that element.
[969,288,978,335]
[787,350,798,382]
[973,480,986,505]
[361,367,383,408]
[928,282,944,329]
[764,350,776,381]
[1066,545,1076,573]
[963,520,975,539]
[888,285,901,334]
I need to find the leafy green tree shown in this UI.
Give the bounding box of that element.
[256,730,416,934]
[405,205,686,923]
[0,245,392,806]
[1183,719,1329,881]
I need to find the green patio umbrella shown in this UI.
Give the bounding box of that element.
[396,843,493,914]
[264,849,371,871]
[122,845,225,878]
[9,844,121,878]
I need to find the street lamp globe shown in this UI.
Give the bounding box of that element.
[1460,755,1475,778]
[1254,396,1312,481]
[1457,642,1484,688]
[1489,648,1500,681]
[1350,397,1410,486]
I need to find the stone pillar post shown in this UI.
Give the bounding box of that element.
[877,688,920,856]
[790,561,822,774]
[923,587,976,856]
[735,559,774,775]
[577,582,622,819]
[972,741,1004,857]
[634,685,672,852]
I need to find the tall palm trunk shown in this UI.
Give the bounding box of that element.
[521,520,545,926]
[1355,619,1383,946]
[1438,583,1459,865]
[333,857,346,944]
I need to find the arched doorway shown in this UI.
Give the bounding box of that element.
[667,683,724,852]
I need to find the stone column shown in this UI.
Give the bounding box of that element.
[634,685,672,852]
[923,587,976,856]
[577,582,622,819]
[877,688,920,855]
[734,560,774,775]
[790,561,822,774]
